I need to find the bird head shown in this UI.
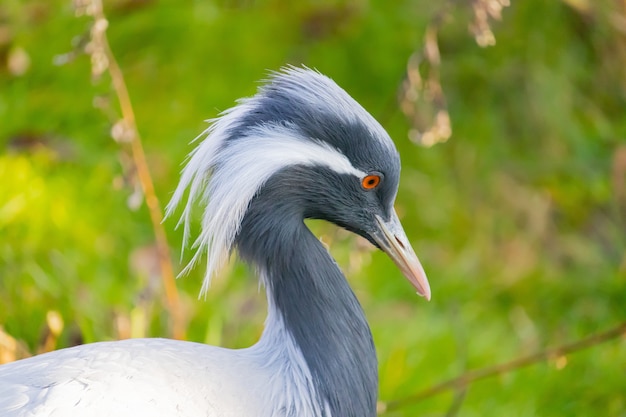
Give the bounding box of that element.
[166,66,430,300]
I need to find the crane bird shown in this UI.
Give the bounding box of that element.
[0,67,431,417]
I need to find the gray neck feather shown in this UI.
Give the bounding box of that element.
[236,179,378,417]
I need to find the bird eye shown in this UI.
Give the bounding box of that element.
[361,174,381,190]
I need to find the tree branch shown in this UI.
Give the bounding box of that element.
[378,321,626,414]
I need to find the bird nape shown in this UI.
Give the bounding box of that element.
[0,66,431,417]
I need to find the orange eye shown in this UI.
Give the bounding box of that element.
[361,174,381,190]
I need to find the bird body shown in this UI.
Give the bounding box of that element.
[0,67,430,417]
[0,325,330,416]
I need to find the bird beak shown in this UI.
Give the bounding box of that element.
[372,212,431,301]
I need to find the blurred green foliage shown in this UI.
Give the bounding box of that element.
[1,0,625,415]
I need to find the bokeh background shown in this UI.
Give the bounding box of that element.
[1,0,625,415]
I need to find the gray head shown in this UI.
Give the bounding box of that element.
[166,66,430,299]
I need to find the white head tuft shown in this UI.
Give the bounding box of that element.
[165,67,384,297]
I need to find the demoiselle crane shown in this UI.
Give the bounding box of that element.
[0,67,431,417]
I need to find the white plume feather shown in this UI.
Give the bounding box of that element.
[166,69,369,297]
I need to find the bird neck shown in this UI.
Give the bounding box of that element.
[237,216,377,417]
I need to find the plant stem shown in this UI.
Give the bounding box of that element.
[379,321,626,414]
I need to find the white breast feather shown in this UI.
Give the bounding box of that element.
[0,329,328,417]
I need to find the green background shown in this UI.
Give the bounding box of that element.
[1,0,625,415]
